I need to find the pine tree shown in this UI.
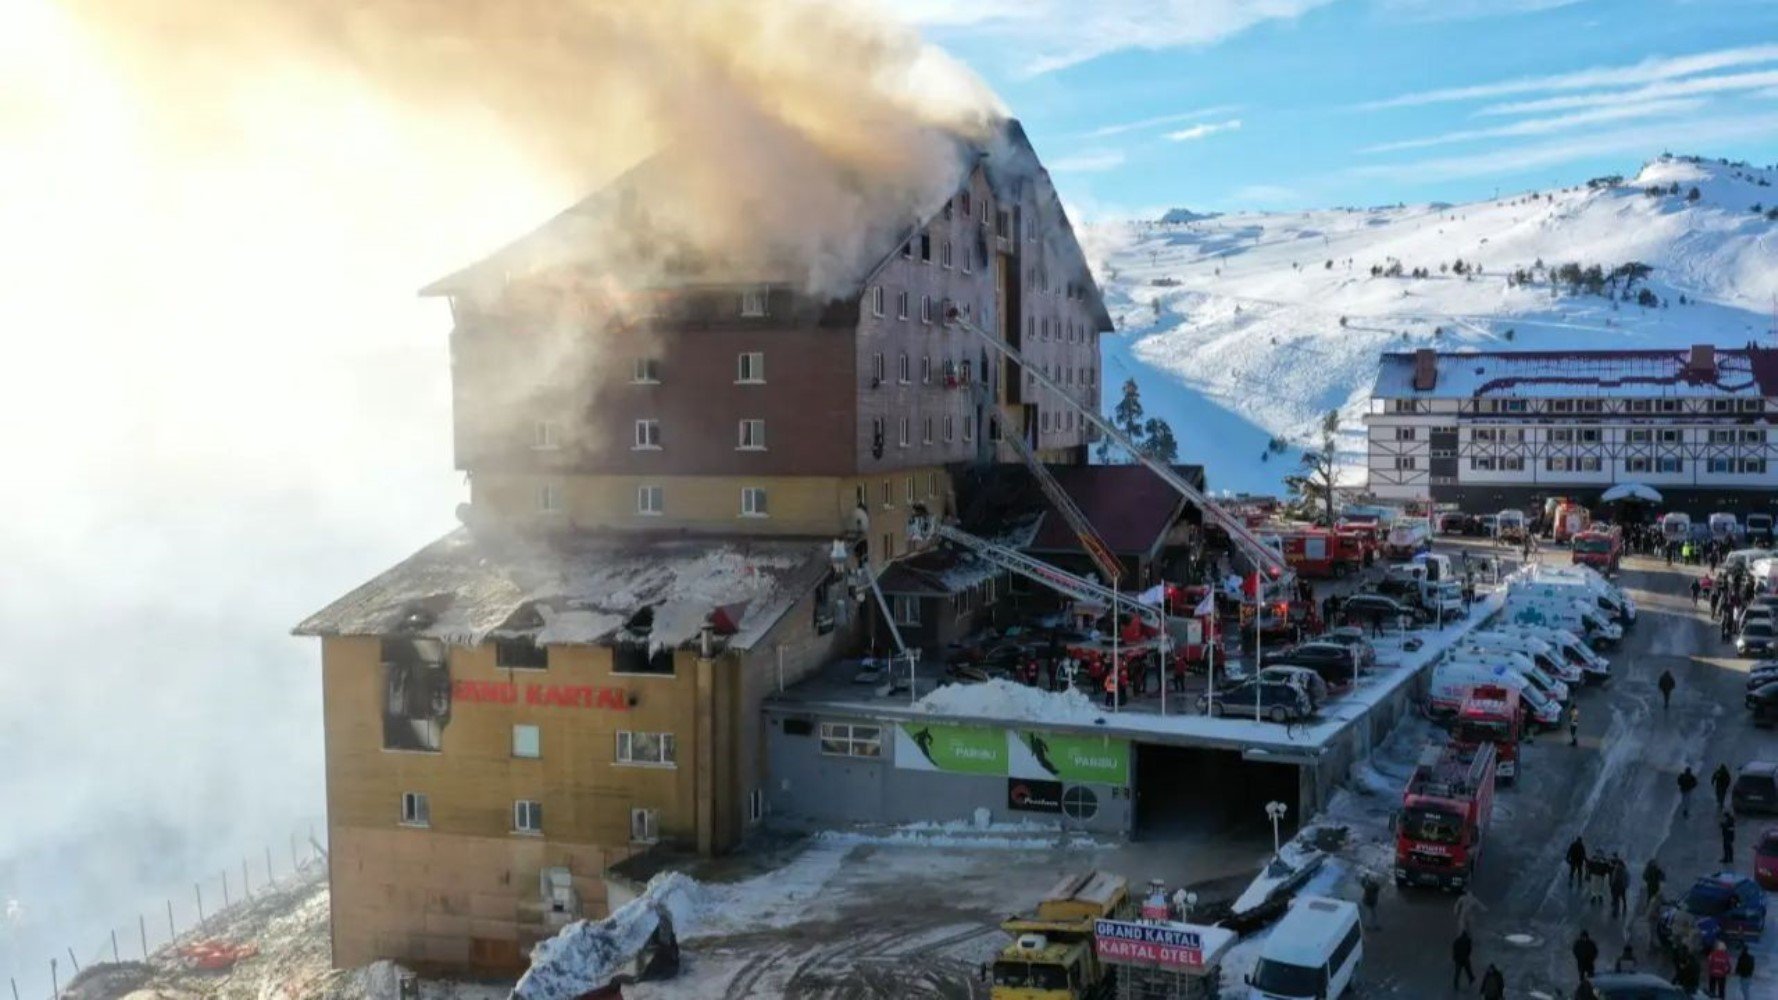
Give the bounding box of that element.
[1139,418,1179,462]
[1285,410,1341,526]
[1113,379,1147,459]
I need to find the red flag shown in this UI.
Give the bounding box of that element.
[1241,572,1261,599]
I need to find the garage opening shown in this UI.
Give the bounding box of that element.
[1134,743,1301,842]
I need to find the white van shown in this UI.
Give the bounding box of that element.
[1478,626,1610,684]
[1661,511,1692,544]
[1465,631,1583,685]
[1710,512,1741,544]
[1497,510,1527,540]
[1247,895,1363,1000]
[1431,660,1562,727]
[1446,648,1570,705]
[1522,565,1638,624]
[1503,593,1622,646]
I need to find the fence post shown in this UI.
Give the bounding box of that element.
[290,833,300,872]
[65,948,78,974]
[195,883,204,925]
[139,914,147,960]
[222,870,230,909]
[243,858,251,899]
[166,899,175,941]
[10,975,19,1000]
[48,958,56,999]
[111,929,119,963]
[266,846,275,886]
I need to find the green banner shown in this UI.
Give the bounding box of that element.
[1011,730,1130,785]
[894,723,1008,775]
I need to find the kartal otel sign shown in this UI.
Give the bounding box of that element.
[1093,920,1206,969]
[452,680,630,710]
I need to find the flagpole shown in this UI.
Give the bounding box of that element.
[1206,585,1216,716]
[1255,575,1263,722]
[1159,588,1169,718]
[1112,583,1121,714]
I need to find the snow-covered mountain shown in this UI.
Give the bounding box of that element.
[1082,155,1778,495]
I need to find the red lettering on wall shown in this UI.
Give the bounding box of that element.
[455,681,629,711]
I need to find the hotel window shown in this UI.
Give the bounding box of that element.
[512,725,541,759]
[899,353,911,384]
[1657,399,1680,413]
[1550,429,1573,443]
[1657,457,1684,473]
[920,233,931,262]
[1396,427,1416,441]
[633,420,661,449]
[496,638,547,670]
[1741,399,1763,413]
[630,808,659,844]
[1711,399,1736,414]
[941,242,953,269]
[1503,400,1528,413]
[631,358,661,384]
[1551,400,1574,414]
[1743,459,1768,474]
[921,355,932,384]
[748,789,765,825]
[1578,457,1602,472]
[531,420,561,451]
[737,352,765,383]
[893,595,922,626]
[399,792,429,828]
[880,481,892,508]
[1395,456,1416,470]
[905,477,916,503]
[964,416,976,442]
[1578,429,1600,443]
[513,800,543,834]
[740,287,768,317]
[1710,458,1734,474]
[1041,411,1051,432]
[896,290,909,319]
[923,417,933,444]
[536,482,562,513]
[818,721,882,758]
[738,419,766,450]
[1746,429,1768,443]
[960,191,972,217]
[1473,428,1495,442]
[1626,457,1651,473]
[616,731,678,767]
[922,296,933,324]
[740,487,769,517]
[1546,457,1571,473]
[1028,317,1036,342]
[871,286,885,316]
[1500,457,1525,472]
[963,247,972,274]
[1711,429,1735,444]
[872,352,885,384]
[929,472,939,495]
[944,415,955,442]
[901,240,912,259]
[1627,429,1651,443]
[1470,456,1496,471]
[1659,429,1681,443]
[1577,399,1601,414]
[899,417,910,447]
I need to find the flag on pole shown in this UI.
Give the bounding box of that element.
[1192,592,1215,617]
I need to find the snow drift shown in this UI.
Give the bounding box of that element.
[913,678,1107,724]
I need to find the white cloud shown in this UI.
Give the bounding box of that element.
[886,0,1336,76]
[1166,118,1243,142]
[1347,110,1778,183]
[1048,148,1128,173]
[1362,99,1703,153]
[1478,67,1778,116]
[1359,43,1778,109]
[1075,105,1242,139]
[1374,0,1585,22]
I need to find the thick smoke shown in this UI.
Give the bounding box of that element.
[0,1,1003,993]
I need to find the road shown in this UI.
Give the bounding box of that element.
[1362,543,1777,998]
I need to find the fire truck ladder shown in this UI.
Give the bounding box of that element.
[994,414,1125,587]
[942,307,1291,584]
[860,557,910,659]
[933,523,1161,626]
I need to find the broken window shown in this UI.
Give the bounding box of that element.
[740,287,768,318]
[919,234,931,262]
[613,607,676,675]
[381,638,449,752]
[496,638,547,670]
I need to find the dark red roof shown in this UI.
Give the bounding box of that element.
[1028,465,1202,559]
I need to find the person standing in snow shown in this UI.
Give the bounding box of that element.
[1358,871,1382,930]
[1479,963,1505,1000]
[1642,858,1665,907]
[1707,940,1733,998]
[1720,810,1737,865]
[1572,929,1599,979]
[1451,930,1476,989]
[1453,887,1486,934]
[1714,763,1734,812]
[1585,852,1611,905]
[1566,836,1588,889]
[1569,704,1581,747]
[1609,855,1630,918]
[1723,612,1736,643]
[1679,766,1700,817]
[1735,942,1755,1000]
[1660,670,1677,714]
[1613,943,1637,973]
[1711,586,1722,618]
[1691,578,1702,604]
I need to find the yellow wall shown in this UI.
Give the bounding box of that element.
[473,469,954,560]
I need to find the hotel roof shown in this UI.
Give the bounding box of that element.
[1374,346,1778,400]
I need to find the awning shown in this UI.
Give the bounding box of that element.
[1601,483,1663,503]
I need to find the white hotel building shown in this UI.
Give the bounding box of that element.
[1365,345,1778,515]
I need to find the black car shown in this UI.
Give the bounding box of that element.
[1585,972,1690,999]
[1739,621,1778,657]
[1749,681,1778,727]
[1340,594,1420,630]
[1746,664,1778,692]
[1197,680,1310,723]
[1733,761,1778,814]
[1266,643,1361,686]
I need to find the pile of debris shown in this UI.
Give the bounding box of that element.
[513,872,706,1000]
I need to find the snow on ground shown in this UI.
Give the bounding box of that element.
[1083,155,1778,494]
[513,872,708,1000]
[912,676,1103,723]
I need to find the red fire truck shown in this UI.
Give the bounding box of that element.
[1280,529,1367,579]
[1552,499,1592,544]
[1571,526,1622,575]
[1450,685,1524,785]
[1394,740,1498,891]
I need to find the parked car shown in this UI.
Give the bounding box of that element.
[1198,680,1311,723]
[1340,594,1423,631]
[1256,666,1331,711]
[1748,681,1778,727]
[1268,642,1362,688]
[1438,512,1470,535]
[1739,621,1778,658]
[1586,972,1691,999]
[1477,514,1499,538]
[1755,828,1778,891]
[1745,663,1778,691]
[1733,761,1778,814]
[1742,605,1777,630]
[1320,627,1378,668]
[1660,872,1768,949]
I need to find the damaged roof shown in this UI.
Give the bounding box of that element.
[878,518,1038,597]
[1028,464,1203,560]
[292,528,830,652]
[1374,346,1778,399]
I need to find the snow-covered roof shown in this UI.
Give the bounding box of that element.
[878,517,1039,597]
[292,527,830,652]
[1374,346,1778,400]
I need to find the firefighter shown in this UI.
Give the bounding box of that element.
[1101,667,1117,708]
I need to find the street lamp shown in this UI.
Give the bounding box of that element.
[1266,800,1289,857]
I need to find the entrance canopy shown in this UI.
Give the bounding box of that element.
[1601,482,1663,503]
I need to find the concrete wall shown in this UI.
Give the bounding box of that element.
[762,711,1132,836]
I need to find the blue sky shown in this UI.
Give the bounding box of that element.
[895,0,1778,217]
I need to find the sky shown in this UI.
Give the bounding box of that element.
[895,0,1778,216]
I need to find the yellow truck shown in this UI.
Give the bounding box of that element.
[990,870,1131,1000]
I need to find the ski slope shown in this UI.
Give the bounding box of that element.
[1083,155,1778,495]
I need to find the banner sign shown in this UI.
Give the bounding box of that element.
[1006,778,1064,813]
[1093,920,1205,970]
[452,680,629,711]
[894,723,1008,775]
[1010,731,1130,785]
